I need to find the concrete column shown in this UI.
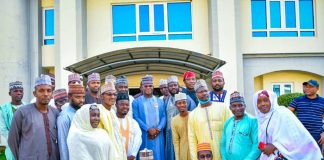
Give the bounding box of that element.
[208,0,219,57]
[0,1,31,103]
[55,0,87,89]
[29,0,42,99]
[216,0,244,93]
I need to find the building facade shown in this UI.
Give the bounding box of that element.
[1,0,324,115]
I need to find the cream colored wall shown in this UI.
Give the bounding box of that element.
[42,0,55,67]
[87,0,210,57]
[255,71,322,95]
[240,0,324,54]
[42,0,54,8]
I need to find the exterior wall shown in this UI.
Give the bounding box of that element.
[254,71,323,95]
[41,1,55,67]
[86,0,210,57]
[0,1,33,104]
[240,0,324,54]
[243,56,324,114]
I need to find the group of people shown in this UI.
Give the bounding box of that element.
[0,69,324,160]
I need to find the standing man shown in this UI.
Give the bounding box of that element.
[171,93,190,160]
[99,81,127,160]
[116,75,135,118]
[116,92,142,160]
[197,143,213,160]
[182,71,198,105]
[188,79,231,160]
[289,79,324,149]
[8,75,60,159]
[210,70,231,106]
[133,75,166,160]
[220,91,260,160]
[0,81,25,160]
[165,76,196,160]
[158,79,170,101]
[57,84,85,160]
[85,72,101,104]
[53,88,68,112]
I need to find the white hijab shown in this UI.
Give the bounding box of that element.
[253,90,322,160]
[67,104,114,160]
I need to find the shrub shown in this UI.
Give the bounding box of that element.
[278,93,304,107]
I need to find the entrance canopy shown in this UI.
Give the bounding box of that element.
[64,47,226,80]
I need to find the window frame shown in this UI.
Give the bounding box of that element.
[111,1,193,42]
[272,82,294,96]
[251,0,316,37]
[43,8,55,45]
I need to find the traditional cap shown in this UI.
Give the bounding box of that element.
[68,84,85,94]
[258,90,269,98]
[101,81,116,94]
[194,79,208,91]
[212,70,224,80]
[116,92,129,102]
[197,143,212,152]
[116,75,128,85]
[9,81,23,91]
[68,73,81,84]
[183,71,196,81]
[35,74,52,87]
[53,89,68,100]
[87,73,100,83]
[141,75,153,85]
[105,75,116,84]
[175,92,187,102]
[230,91,245,105]
[167,76,178,84]
[303,79,319,87]
[158,79,168,87]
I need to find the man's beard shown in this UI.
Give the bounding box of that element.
[71,101,82,110]
[212,86,223,92]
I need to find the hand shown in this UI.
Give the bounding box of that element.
[318,132,324,144]
[127,155,136,160]
[262,143,276,156]
[148,128,156,136]
[155,128,161,135]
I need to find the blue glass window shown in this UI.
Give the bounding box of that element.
[270,1,281,28]
[45,9,54,36]
[112,2,192,42]
[44,9,54,45]
[251,0,267,29]
[168,2,192,32]
[139,5,150,32]
[299,0,314,29]
[285,1,296,28]
[273,85,280,97]
[112,5,136,34]
[154,4,164,31]
[251,0,315,37]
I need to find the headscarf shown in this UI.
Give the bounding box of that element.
[67,104,114,160]
[253,90,279,125]
[183,71,196,81]
[253,90,323,160]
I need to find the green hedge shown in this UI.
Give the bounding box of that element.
[278,93,303,107]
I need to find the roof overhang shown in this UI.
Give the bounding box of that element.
[64,47,226,79]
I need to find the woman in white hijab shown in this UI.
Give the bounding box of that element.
[67,104,114,160]
[253,90,322,160]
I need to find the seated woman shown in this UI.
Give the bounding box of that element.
[253,90,323,160]
[67,104,114,160]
